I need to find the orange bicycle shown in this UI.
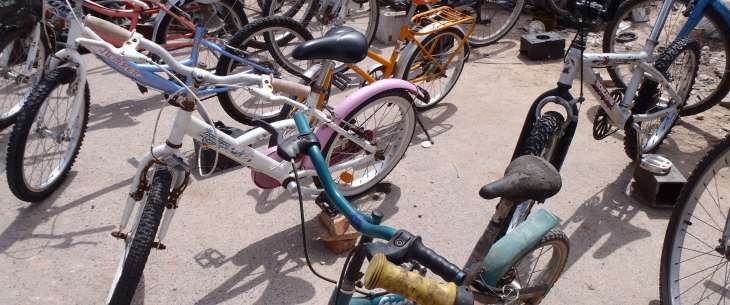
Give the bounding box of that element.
[267,0,474,108]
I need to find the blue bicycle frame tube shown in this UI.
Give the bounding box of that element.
[678,0,730,37]
[293,112,397,241]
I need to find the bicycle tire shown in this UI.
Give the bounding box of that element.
[504,111,564,230]
[107,168,172,305]
[659,133,730,305]
[603,0,730,116]
[487,228,569,304]
[399,26,467,109]
[215,16,313,125]
[264,0,378,72]
[315,89,416,197]
[6,67,89,202]
[0,24,51,130]
[154,0,248,67]
[624,38,699,160]
[465,0,526,47]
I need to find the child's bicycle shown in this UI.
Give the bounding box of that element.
[502,0,699,233]
[62,13,421,303]
[277,110,569,305]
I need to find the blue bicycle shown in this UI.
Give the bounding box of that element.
[603,0,730,116]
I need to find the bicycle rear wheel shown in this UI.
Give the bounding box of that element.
[317,89,416,197]
[660,134,730,305]
[5,67,89,202]
[0,25,50,130]
[154,0,247,70]
[215,16,313,125]
[107,168,172,305]
[400,27,467,109]
[603,0,730,116]
[463,0,525,47]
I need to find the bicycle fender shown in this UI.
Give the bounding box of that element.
[393,24,468,78]
[480,209,560,286]
[303,78,421,169]
[151,0,187,41]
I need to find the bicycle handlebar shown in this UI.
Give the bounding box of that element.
[365,253,474,305]
[80,15,311,97]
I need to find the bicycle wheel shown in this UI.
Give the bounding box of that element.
[5,67,89,202]
[463,0,525,47]
[479,228,569,304]
[660,134,730,305]
[264,0,378,71]
[400,27,467,109]
[505,111,564,232]
[154,0,248,70]
[215,16,313,125]
[603,0,730,116]
[107,168,172,305]
[317,89,416,197]
[0,25,50,130]
[624,38,699,160]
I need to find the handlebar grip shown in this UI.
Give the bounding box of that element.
[413,239,463,283]
[365,253,463,305]
[84,15,133,48]
[271,77,311,98]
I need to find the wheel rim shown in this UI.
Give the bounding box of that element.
[510,238,567,302]
[667,146,730,304]
[465,0,523,45]
[0,34,46,121]
[224,26,310,120]
[406,31,466,107]
[639,45,696,153]
[324,95,414,196]
[21,82,83,192]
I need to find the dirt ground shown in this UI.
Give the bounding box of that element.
[1,16,730,305]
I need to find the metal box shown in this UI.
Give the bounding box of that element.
[375,7,407,45]
[631,164,687,208]
[519,32,565,60]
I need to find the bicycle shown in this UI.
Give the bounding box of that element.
[233,3,471,117]
[263,0,525,52]
[3,0,298,202]
[602,0,730,116]
[502,0,699,233]
[0,0,52,130]
[660,133,730,305]
[276,113,569,304]
[66,14,420,303]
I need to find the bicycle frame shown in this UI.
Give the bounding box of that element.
[675,0,730,40]
[346,5,474,85]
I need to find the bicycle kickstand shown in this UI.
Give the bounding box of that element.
[416,112,434,148]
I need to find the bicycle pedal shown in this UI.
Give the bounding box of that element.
[152,242,167,250]
[332,72,352,91]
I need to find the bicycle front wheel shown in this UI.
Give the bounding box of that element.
[107,168,172,305]
[318,89,416,197]
[0,25,50,130]
[5,67,89,202]
[624,38,699,160]
[464,0,525,47]
[400,27,467,109]
[661,134,730,305]
[603,0,730,116]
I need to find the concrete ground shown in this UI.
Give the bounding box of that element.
[2,26,730,305]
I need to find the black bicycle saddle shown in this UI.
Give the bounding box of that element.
[479,155,562,202]
[292,26,368,64]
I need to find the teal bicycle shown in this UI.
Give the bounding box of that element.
[277,110,570,304]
